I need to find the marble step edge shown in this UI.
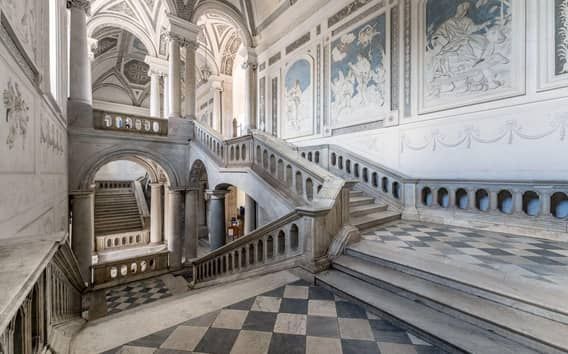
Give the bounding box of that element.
[95,208,141,214]
[333,255,568,354]
[345,243,568,325]
[349,204,389,217]
[94,215,142,222]
[316,270,540,354]
[349,196,376,207]
[351,211,401,231]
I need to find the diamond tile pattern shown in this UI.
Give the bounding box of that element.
[105,278,172,315]
[105,280,444,354]
[361,220,568,285]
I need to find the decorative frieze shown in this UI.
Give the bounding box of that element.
[269,52,281,66]
[3,80,30,150]
[328,0,374,28]
[391,4,400,112]
[286,32,311,55]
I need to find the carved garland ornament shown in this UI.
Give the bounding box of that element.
[3,80,30,150]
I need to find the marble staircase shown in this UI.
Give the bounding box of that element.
[316,241,568,354]
[95,188,144,236]
[349,190,401,232]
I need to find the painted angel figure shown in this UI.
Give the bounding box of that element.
[287,80,303,129]
[3,80,30,150]
[331,71,355,116]
[349,54,372,104]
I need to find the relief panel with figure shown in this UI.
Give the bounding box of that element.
[330,14,388,129]
[421,0,524,112]
[283,59,314,138]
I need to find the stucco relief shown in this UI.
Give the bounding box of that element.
[3,80,30,150]
[421,0,523,112]
[283,59,314,138]
[330,14,388,129]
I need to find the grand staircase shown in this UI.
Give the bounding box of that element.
[349,190,400,231]
[95,186,144,236]
[316,240,568,354]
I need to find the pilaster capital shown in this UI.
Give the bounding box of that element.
[239,47,258,70]
[206,189,230,200]
[66,0,91,15]
[166,15,200,47]
[88,37,98,61]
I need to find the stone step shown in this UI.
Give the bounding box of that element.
[94,215,141,223]
[316,270,540,354]
[94,204,139,210]
[349,190,364,198]
[95,223,143,234]
[95,200,138,205]
[350,211,400,231]
[349,196,375,207]
[95,210,140,217]
[332,255,568,354]
[346,241,568,326]
[349,203,388,218]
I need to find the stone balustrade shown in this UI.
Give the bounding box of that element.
[96,180,133,189]
[93,109,168,136]
[0,234,84,354]
[193,212,305,285]
[92,251,169,287]
[95,230,150,252]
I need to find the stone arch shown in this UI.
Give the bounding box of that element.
[76,146,182,191]
[189,159,209,189]
[191,1,254,48]
[87,16,159,57]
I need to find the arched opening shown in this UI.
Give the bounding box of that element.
[476,189,490,212]
[392,182,401,199]
[306,178,314,201]
[267,236,274,259]
[455,188,468,209]
[498,190,514,214]
[551,192,568,218]
[438,188,449,208]
[382,177,389,193]
[331,153,337,166]
[286,165,294,188]
[422,187,433,206]
[277,231,286,255]
[290,224,299,251]
[295,172,304,196]
[523,191,541,217]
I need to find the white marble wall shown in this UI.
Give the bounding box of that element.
[0,0,69,239]
[256,0,568,180]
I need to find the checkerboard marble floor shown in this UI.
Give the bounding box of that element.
[103,280,444,354]
[361,220,568,285]
[105,278,172,315]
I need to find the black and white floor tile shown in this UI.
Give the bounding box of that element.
[103,280,444,354]
[361,221,568,285]
[105,278,172,315]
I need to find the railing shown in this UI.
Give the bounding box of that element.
[93,109,168,136]
[299,144,568,238]
[190,122,351,286]
[96,180,133,189]
[92,251,169,287]
[95,230,150,252]
[299,144,409,209]
[0,234,84,354]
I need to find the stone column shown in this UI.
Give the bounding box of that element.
[67,0,92,126]
[150,183,163,244]
[184,189,199,261]
[166,189,184,269]
[167,34,182,118]
[184,42,198,119]
[207,190,229,250]
[71,191,94,284]
[240,48,258,132]
[244,195,256,234]
[149,71,161,117]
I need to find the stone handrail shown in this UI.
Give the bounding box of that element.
[93,109,168,136]
[0,233,85,354]
[133,180,150,227]
[190,122,352,286]
[299,144,568,238]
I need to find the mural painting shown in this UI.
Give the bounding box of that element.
[259,77,266,131]
[424,0,513,109]
[330,14,387,129]
[283,59,313,138]
[556,0,568,75]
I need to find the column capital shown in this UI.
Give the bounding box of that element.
[206,189,230,199]
[66,0,91,14]
[145,56,169,76]
[88,37,98,61]
[149,182,163,189]
[166,15,200,45]
[239,47,258,68]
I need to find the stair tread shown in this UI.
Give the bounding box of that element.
[350,203,388,213]
[317,270,538,354]
[349,196,375,203]
[347,240,568,319]
[351,211,400,225]
[334,255,568,351]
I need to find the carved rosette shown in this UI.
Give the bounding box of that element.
[66,0,91,15]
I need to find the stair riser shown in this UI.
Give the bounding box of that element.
[345,248,568,326]
[353,214,401,231]
[349,199,375,208]
[95,208,140,214]
[314,278,464,354]
[350,205,389,218]
[332,262,564,354]
[95,215,141,221]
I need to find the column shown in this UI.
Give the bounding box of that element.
[207,190,229,250]
[163,75,169,118]
[150,183,163,244]
[67,0,92,125]
[149,71,161,117]
[184,189,199,261]
[244,195,256,234]
[168,34,182,118]
[165,189,184,269]
[239,47,257,132]
[184,42,198,119]
[71,191,94,284]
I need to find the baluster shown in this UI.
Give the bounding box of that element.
[468,189,476,210]
[514,190,524,215]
